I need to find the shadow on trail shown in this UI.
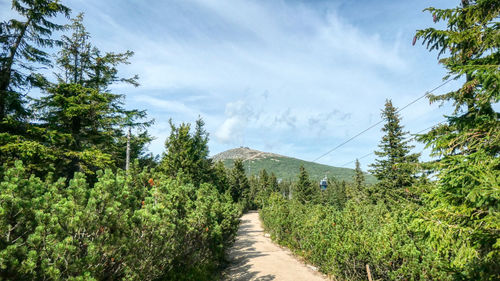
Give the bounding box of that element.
[223,211,276,281]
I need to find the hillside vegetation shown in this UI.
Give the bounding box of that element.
[0,1,498,281]
[260,2,500,280]
[213,147,376,184]
[0,6,242,280]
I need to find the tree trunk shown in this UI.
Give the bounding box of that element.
[0,18,31,120]
[125,127,131,171]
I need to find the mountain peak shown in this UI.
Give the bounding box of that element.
[212,147,286,162]
[212,147,376,184]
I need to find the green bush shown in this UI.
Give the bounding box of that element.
[0,161,240,280]
[261,194,451,280]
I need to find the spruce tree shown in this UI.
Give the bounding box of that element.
[258,169,269,196]
[294,165,317,204]
[345,159,366,201]
[268,172,279,193]
[212,161,229,194]
[1,12,151,178]
[55,13,138,91]
[0,0,72,177]
[161,121,194,178]
[354,159,365,190]
[192,118,212,184]
[0,0,70,120]
[228,159,250,204]
[33,14,150,177]
[253,169,270,208]
[414,1,499,278]
[323,177,347,209]
[160,118,212,186]
[369,100,419,195]
[36,84,121,175]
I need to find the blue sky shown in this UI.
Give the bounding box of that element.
[1,0,463,170]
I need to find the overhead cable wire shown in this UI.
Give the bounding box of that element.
[340,120,446,167]
[312,79,453,163]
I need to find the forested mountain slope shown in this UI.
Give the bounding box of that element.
[213,147,376,184]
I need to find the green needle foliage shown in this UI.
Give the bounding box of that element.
[212,160,230,194]
[55,13,139,91]
[351,159,367,199]
[160,118,213,187]
[413,1,500,279]
[354,159,365,189]
[261,193,450,281]
[246,169,280,210]
[0,2,240,280]
[0,161,240,280]
[0,0,70,120]
[369,100,420,201]
[294,165,319,204]
[1,12,152,179]
[228,159,251,208]
[35,84,120,175]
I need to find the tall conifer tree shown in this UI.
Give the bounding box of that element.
[212,160,229,194]
[161,118,212,186]
[414,1,499,278]
[354,159,365,190]
[268,172,279,193]
[34,14,150,177]
[0,0,70,120]
[294,165,317,204]
[369,100,419,195]
[228,159,250,204]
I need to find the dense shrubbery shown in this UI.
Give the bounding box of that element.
[0,5,246,279]
[1,1,497,280]
[0,161,240,280]
[261,192,452,280]
[261,2,500,280]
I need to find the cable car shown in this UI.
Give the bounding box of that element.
[320,176,328,191]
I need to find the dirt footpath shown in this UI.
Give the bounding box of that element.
[222,211,329,281]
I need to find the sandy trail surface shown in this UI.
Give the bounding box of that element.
[222,211,329,281]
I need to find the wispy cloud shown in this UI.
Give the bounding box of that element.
[26,0,461,168]
[134,96,199,117]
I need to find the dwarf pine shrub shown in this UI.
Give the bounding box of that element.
[0,161,240,280]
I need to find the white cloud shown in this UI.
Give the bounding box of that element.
[215,116,242,143]
[215,100,257,143]
[133,96,199,117]
[51,0,459,169]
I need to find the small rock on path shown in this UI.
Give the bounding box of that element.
[222,211,329,281]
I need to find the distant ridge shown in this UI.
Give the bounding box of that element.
[212,147,376,184]
[212,147,286,162]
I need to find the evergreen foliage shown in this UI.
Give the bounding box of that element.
[0,161,240,280]
[0,2,241,280]
[55,13,139,90]
[0,12,152,179]
[35,84,121,175]
[0,0,70,120]
[220,156,377,184]
[160,118,212,187]
[344,159,366,202]
[228,159,250,207]
[268,172,279,193]
[1,0,497,280]
[261,194,450,281]
[212,160,229,194]
[260,2,499,281]
[414,1,499,278]
[353,159,364,190]
[321,177,347,210]
[369,100,420,200]
[294,165,318,204]
[245,169,281,210]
